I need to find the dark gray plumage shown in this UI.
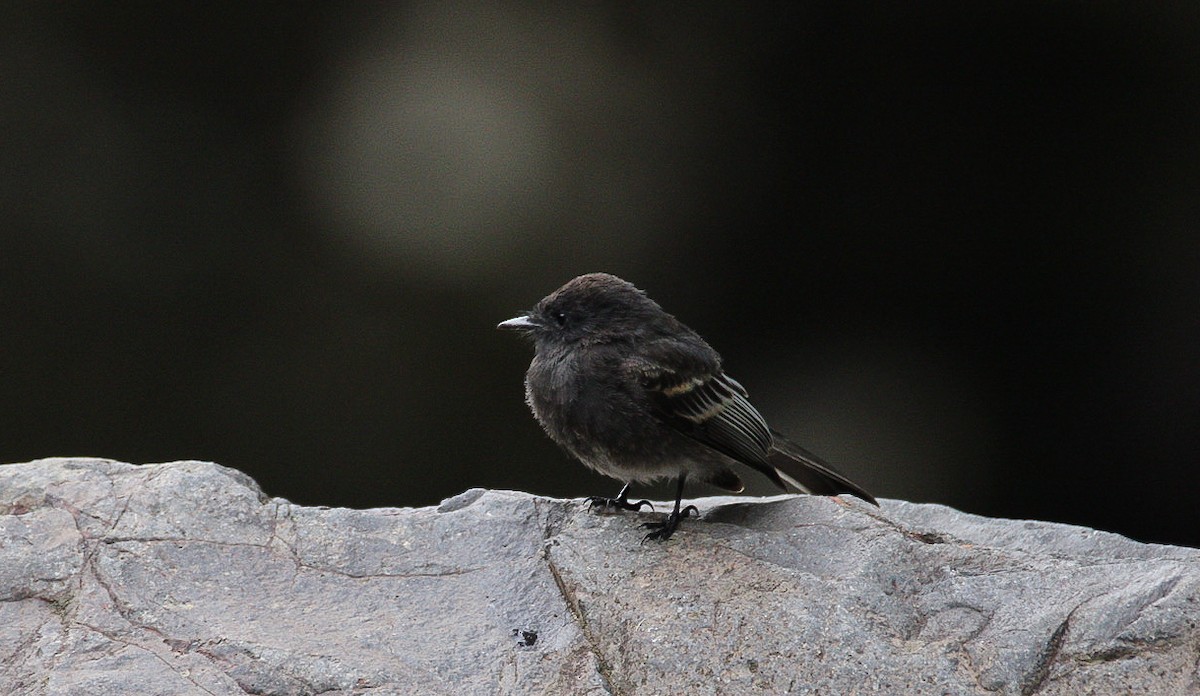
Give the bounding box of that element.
[499,273,877,541]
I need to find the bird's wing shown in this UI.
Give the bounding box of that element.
[623,339,878,504]
[625,341,781,485]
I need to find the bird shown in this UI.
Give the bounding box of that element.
[498,273,877,541]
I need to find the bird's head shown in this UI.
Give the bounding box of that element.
[498,273,667,347]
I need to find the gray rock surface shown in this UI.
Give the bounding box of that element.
[0,458,1197,695]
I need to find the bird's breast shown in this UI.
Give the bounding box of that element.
[525,349,647,453]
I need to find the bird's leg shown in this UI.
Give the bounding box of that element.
[586,482,653,513]
[642,475,699,542]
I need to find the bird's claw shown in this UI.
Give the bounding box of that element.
[640,505,699,542]
[586,495,654,514]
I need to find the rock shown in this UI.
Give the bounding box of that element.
[0,458,1197,695]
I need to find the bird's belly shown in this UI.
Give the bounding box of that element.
[525,355,731,483]
[545,402,728,483]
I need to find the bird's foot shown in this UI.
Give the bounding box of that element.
[641,505,699,542]
[586,494,654,514]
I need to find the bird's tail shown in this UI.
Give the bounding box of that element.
[767,429,878,506]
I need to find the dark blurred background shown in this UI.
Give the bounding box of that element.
[3,3,1197,546]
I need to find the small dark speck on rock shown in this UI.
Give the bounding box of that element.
[512,628,538,647]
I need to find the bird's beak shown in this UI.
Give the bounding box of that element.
[497,314,537,331]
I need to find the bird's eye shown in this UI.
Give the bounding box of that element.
[551,310,568,326]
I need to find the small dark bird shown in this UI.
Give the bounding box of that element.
[498,273,877,541]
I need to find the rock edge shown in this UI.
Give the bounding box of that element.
[1,458,1197,695]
